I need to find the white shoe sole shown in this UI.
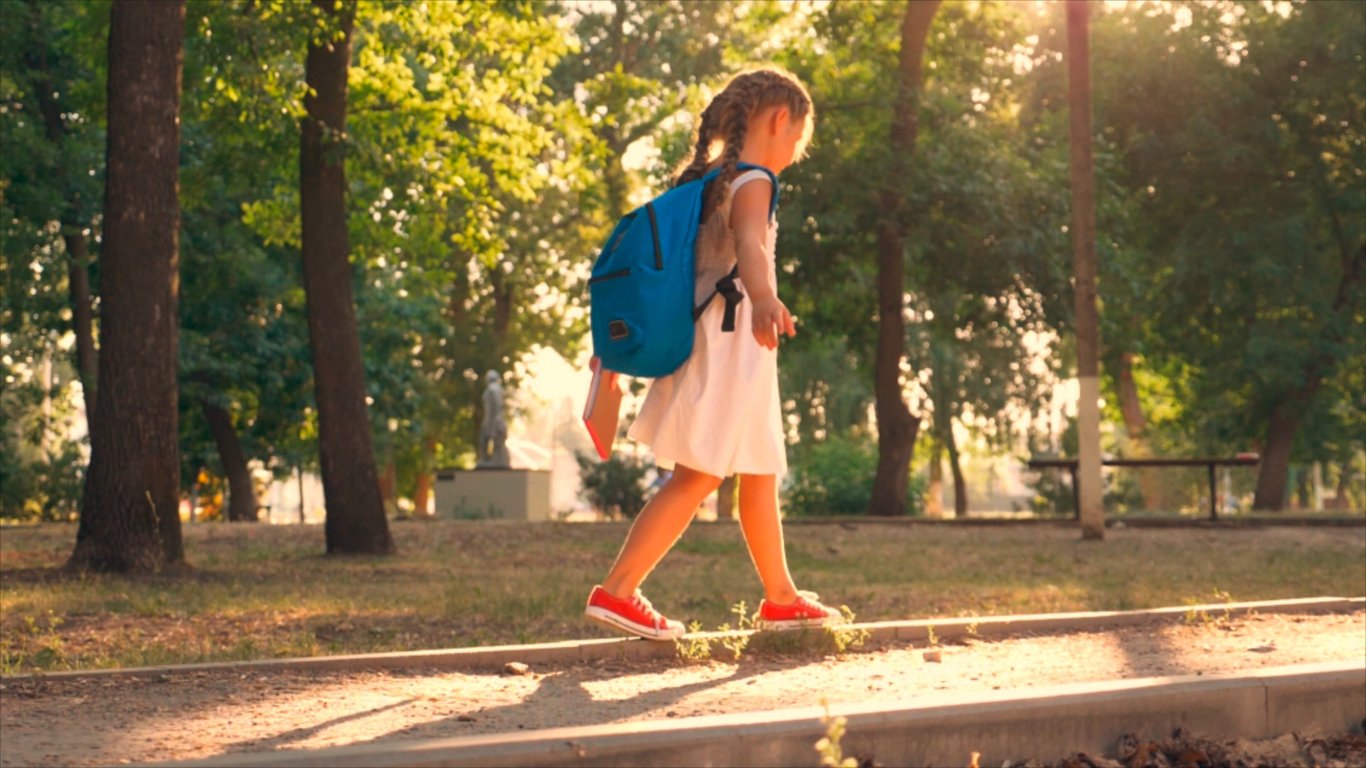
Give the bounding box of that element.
[755,616,845,631]
[585,606,684,641]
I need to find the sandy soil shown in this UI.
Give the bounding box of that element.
[1,610,1363,767]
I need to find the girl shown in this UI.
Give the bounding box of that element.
[585,68,845,640]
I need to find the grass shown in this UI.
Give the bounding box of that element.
[1,518,1363,674]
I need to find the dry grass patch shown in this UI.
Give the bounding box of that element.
[1,519,1362,673]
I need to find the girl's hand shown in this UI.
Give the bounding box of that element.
[751,295,797,350]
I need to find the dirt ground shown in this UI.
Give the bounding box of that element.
[0,610,1362,767]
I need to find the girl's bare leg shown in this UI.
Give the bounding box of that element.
[601,464,722,599]
[737,473,799,604]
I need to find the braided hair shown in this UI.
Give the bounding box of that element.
[673,68,813,222]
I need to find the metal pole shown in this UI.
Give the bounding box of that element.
[1208,463,1218,521]
[1072,466,1081,521]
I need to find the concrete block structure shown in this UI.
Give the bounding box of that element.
[434,468,551,521]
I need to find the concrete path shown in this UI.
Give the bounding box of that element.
[1,598,1360,768]
[163,660,1365,768]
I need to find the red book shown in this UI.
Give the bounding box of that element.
[583,356,623,460]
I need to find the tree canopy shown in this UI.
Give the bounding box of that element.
[2,0,1362,531]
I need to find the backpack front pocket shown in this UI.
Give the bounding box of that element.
[588,267,632,285]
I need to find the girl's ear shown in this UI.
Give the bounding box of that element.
[768,106,790,135]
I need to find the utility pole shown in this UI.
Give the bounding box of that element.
[1067,0,1104,540]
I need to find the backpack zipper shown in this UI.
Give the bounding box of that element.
[645,202,662,270]
[589,267,632,284]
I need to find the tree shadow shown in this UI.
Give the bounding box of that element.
[338,653,819,748]
[220,698,416,753]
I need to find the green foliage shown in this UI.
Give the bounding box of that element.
[1182,588,1237,630]
[744,606,869,657]
[816,700,858,768]
[674,620,711,663]
[575,451,651,519]
[0,0,107,521]
[674,601,867,664]
[673,600,755,663]
[0,610,66,675]
[776,0,1068,464]
[2,0,1362,522]
[0,389,83,521]
[786,434,925,517]
[549,0,776,214]
[1028,1,1365,473]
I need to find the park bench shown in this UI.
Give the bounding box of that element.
[1026,454,1260,521]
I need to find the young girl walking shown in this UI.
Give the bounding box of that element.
[585,68,845,641]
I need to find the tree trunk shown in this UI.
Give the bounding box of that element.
[1252,399,1303,510]
[1114,352,1146,440]
[1328,465,1351,511]
[414,471,431,518]
[601,0,632,219]
[869,0,937,517]
[1067,0,1104,539]
[300,0,393,555]
[492,268,512,341]
[379,460,398,518]
[1250,243,1364,511]
[413,436,435,517]
[65,233,99,424]
[203,400,258,522]
[946,425,966,518]
[297,467,307,523]
[67,0,186,573]
[925,441,944,519]
[716,475,737,520]
[1113,350,1161,510]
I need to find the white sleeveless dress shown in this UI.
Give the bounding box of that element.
[628,171,787,478]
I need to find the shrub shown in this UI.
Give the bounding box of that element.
[785,434,924,516]
[576,451,651,519]
[0,429,83,522]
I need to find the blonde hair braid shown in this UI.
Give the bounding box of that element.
[674,102,718,187]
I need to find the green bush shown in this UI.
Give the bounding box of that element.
[0,419,84,522]
[576,451,652,519]
[785,434,924,516]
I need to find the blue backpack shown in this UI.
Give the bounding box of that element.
[589,162,778,377]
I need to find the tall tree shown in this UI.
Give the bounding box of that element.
[0,0,107,522]
[778,1,1067,515]
[869,0,938,517]
[16,0,102,426]
[299,0,392,554]
[176,2,314,524]
[1028,1,1366,510]
[68,0,186,572]
[1066,0,1103,538]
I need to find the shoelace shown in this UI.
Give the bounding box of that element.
[631,591,666,628]
[792,590,837,617]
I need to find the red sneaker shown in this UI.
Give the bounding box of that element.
[584,586,685,641]
[756,591,845,630]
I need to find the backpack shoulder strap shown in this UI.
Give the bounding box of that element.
[692,163,779,331]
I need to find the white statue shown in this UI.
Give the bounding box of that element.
[477,370,511,468]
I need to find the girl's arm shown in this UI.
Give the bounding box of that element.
[730,179,796,350]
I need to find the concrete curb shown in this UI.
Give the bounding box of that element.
[779,515,1366,528]
[4,596,1361,685]
[157,660,1366,768]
